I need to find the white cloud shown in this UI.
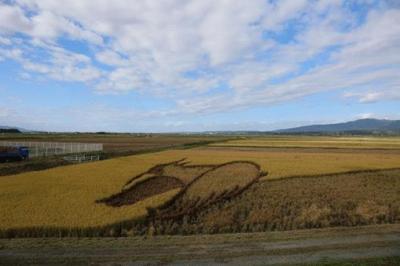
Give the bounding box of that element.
[356,113,375,119]
[96,67,146,93]
[0,3,31,33]
[95,50,129,67]
[0,36,12,45]
[14,42,103,82]
[30,10,103,44]
[0,2,102,44]
[0,47,23,60]
[0,0,398,118]
[263,0,309,30]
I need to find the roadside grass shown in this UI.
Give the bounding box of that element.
[0,224,399,265]
[1,224,399,249]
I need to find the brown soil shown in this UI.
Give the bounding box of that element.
[97,176,184,207]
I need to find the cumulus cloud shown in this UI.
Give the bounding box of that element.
[0,0,399,119]
[0,3,31,33]
[7,41,103,83]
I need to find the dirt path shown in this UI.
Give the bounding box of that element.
[1,224,399,265]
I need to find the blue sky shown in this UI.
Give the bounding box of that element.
[0,0,399,132]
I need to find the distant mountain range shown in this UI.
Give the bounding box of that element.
[276,119,400,134]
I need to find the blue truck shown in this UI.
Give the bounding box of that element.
[0,146,29,162]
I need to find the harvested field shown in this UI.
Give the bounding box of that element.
[154,169,400,234]
[0,133,228,154]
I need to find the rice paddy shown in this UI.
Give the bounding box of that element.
[182,162,261,200]
[97,176,184,207]
[0,135,400,236]
[173,169,400,234]
[155,161,264,219]
[158,147,400,180]
[211,136,400,150]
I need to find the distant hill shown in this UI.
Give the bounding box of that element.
[276,119,400,134]
[0,126,31,133]
[2,119,400,135]
[0,128,21,133]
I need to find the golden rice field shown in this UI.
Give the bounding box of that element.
[160,169,400,234]
[161,148,400,180]
[1,145,400,231]
[182,162,260,200]
[161,163,213,184]
[210,136,400,149]
[154,161,263,219]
